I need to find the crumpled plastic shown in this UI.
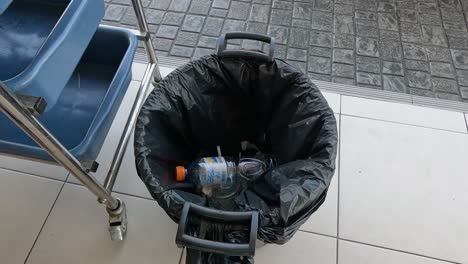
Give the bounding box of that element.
[134,54,338,262]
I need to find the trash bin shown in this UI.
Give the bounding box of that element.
[134,32,338,263]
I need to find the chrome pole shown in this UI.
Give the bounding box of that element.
[101,63,156,194]
[0,81,119,210]
[130,0,162,82]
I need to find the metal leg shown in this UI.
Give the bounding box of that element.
[101,0,162,194]
[130,0,162,83]
[0,81,127,240]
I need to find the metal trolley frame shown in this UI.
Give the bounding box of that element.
[0,0,161,241]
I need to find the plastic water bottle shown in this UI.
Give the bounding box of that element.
[176,157,239,198]
[175,156,276,198]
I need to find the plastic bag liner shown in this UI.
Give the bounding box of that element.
[134,54,338,258]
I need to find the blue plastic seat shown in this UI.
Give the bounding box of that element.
[0,0,104,107]
[0,0,12,14]
[0,26,138,161]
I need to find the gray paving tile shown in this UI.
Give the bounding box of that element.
[456,69,468,86]
[168,0,191,12]
[382,61,404,75]
[268,25,289,44]
[334,15,354,34]
[333,49,355,64]
[250,4,270,23]
[292,19,312,28]
[104,0,468,103]
[357,56,380,73]
[175,31,199,46]
[405,59,429,72]
[209,8,228,17]
[334,3,354,15]
[104,5,126,21]
[182,15,205,32]
[189,0,212,15]
[287,48,308,61]
[289,28,310,48]
[273,0,292,10]
[156,25,179,38]
[202,18,223,37]
[398,9,418,23]
[212,0,230,9]
[420,13,442,25]
[308,72,332,81]
[293,2,313,19]
[356,19,379,38]
[426,46,452,62]
[403,43,427,61]
[355,10,377,20]
[333,63,355,78]
[162,12,185,26]
[150,0,171,9]
[401,22,422,42]
[378,13,398,31]
[170,45,194,57]
[407,70,432,89]
[198,36,218,48]
[311,11,333,31]
[357,36,380,57]
[334,34,354,49]
[333,76,356,85]
[432,77,459,94]
[270,9,293,26]
[357,72,382,85]
[227,1,250,20]
[383,75,407,92]
[309,46,332,57]
[308,56,332,74]
[310,31,333,47]
[452,50,468,69]
[430,62,455,78]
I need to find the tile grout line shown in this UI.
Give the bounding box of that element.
[0,166,67,183]
[23,173,70,264]
[299,230,462,264]
[464,113,468,133]
[339,238,463,264]
[341,113,468,134]
[335,95,342,264]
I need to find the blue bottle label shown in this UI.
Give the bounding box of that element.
[201,157,228,186]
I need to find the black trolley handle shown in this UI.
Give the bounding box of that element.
[175,202,259,256]
[216,32,276,62]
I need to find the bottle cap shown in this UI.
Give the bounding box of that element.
[175,166,186,182]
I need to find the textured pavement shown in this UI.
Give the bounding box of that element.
[103,0,468,102]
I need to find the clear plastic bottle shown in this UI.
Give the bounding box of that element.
[175,156,277,198]
[176,157,239,198]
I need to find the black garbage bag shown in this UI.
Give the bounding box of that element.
[134,54,338,259]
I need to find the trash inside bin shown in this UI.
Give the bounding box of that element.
[134,32,338,263]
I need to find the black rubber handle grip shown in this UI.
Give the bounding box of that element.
[217,32,276,62]
[176,202,259,256]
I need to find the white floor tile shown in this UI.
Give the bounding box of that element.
[0,155,68,181]
[300,114,339,236]
[255,232,336,264]
[322,91,341,113]
[0,169,62,264]
[27,183,182,264]
[341,96,467,132]
[338,240,452,264]
[339,116,468,263]
[160,66,176,77]
[131,62,146,81]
